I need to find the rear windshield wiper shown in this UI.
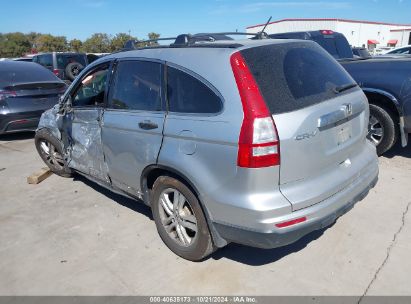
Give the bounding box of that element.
[333,83,358,94]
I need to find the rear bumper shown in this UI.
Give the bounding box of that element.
[213,156,379,249]
[0,114,39,134]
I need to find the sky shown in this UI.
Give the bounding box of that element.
[0,0,410,41]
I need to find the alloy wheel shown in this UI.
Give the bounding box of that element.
[158,188,198,247]
[39,140,65,170]
[367,114,384,145]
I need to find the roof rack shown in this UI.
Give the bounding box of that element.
[123,37,177,50]
[122,32,268,51]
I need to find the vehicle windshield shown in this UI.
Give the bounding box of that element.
[241,41,357,114]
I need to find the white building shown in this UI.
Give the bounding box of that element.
[246,18,411,48]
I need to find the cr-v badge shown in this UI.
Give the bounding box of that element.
[295,130,318,141]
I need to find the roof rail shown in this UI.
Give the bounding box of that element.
[123,37,177,50]
[172,32,268,46]
[122,31,268,51]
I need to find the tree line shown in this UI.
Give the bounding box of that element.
[0,32,160,58]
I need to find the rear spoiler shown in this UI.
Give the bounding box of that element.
[5,81,66,91]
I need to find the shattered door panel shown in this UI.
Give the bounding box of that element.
[68,108,109,183]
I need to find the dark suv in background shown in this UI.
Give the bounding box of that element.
[33,52,88,83]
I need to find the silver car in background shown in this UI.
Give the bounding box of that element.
[35,37,378,261]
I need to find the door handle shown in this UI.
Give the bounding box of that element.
[138,121,158,130]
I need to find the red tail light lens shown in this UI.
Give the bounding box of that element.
[53,69,60,76]
[321,30,334,35]
[0,90,17,101]
[230,52,280,168]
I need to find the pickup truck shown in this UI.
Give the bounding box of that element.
[269,30,411,155]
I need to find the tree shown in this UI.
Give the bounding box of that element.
[0,31,163,58]
[69,39,83,52]
[110,33,135,52]
[36,34,68,52]
[26,32,41,50]
[82,33,111,53]
[136,32,161,48]
[147,32,160,46]
[0,32,31,58]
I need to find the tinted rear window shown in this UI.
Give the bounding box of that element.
[167,67,222,114]
[312,35,354,59]
[57,54,87,69]
[241,42,356,115]
[0,62,59,88]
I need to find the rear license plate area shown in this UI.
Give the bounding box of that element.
[337,125,352,145]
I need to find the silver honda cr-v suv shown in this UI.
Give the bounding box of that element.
[35,36,379,261]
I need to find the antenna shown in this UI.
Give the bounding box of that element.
[256,16,272,39]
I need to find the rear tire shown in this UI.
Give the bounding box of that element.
[151,176,215,261]
[35,128,72,177]
[367,104,398,155]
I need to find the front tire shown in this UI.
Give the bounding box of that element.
[367,104,398,155]
[151,176,215,261]
[35,128,72,177]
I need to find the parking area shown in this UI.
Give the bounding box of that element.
[0,132,410,296]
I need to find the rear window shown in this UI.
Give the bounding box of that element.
[56,54,87,69]
[240,42,356,115]
[0,62,59,88]
[312,35,354,59]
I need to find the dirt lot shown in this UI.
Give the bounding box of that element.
[0,132,410,296]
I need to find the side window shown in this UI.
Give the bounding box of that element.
[109,61,162,111]
[167,67,222,114]
[71,64,109,107]
[35,54,53,68]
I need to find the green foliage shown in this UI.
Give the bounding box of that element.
[35,34,68,52]
[110,33,136,52]
[82,33,111,53]
[0,32,31,58]
[69,39,82,52]
[0,31,161,58]
[148,32,160,45]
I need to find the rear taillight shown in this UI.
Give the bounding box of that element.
[0,90,16,101]
[53,69,60,76]
[320,29,334,35]
[230,52,280,168]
